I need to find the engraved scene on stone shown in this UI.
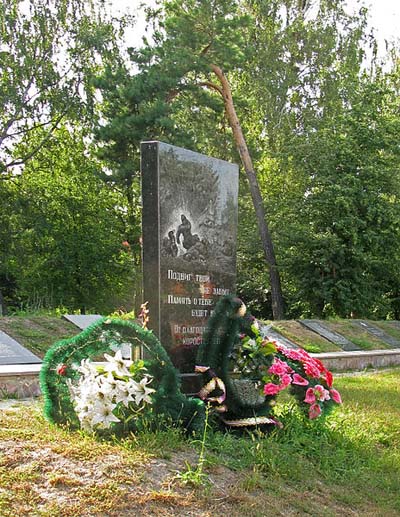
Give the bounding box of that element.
[159,146,237,272]
[157,144,238,373]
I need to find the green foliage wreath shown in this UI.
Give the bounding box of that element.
[196,296,342,429]
[40,317,205,435]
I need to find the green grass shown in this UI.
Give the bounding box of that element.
[1,369,400,515]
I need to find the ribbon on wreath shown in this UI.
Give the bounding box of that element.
[195,365,227,413]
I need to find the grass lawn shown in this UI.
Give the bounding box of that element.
[1,369,399,516]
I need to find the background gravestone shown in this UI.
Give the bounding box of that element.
[141,141,239,384]
[353,320,400,348]
[62,314,102,331]
[299,320,360,351]
[0,330,42,365]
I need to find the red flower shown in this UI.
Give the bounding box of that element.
[313,358,327,374]
[277,345,309,362]
[309,403,322,419]
[122,240,131,248]
[268,358,293,376]
[56,363,67,376]
[274,373,291,391]
[303,360,322,378]
[304,387,316,404]
[314,384,330,401]
[330,388,342,404]
[292,373,309,386]
[263,383,281,395]
[325,370,334,388]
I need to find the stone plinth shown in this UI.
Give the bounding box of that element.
[0,364,42,398]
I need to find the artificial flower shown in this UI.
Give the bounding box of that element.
[312,358,327,374]
[263,383,281,396]
[304,387,316,404]
[133,377,155,405]
[330,388,342,404]
[279,373,292,390]
[91,401,120,428]
[103,350,133,377]
[292,373,309,386]
[309,403,322,419]
[268,358,293,376]
[314,384,330,402]
[56,363,68,376]
[303,360,322,378]
[325,370,333,388]
[74,358,98,376]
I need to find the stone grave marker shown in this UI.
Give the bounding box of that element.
[141,141,239,388]
[0,330,42,365]
[62,314,133,358]
[62,314,103,330]
[259,324,299,349]
[299,320,360,351]
[353,320,400,348]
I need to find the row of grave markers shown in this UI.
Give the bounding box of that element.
[2,311,400,368]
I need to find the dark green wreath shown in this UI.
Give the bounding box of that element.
[196,296,279,429]
[40,317,205,435]
[196,296,342,428]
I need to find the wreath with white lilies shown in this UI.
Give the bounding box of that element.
[40,318,205,435]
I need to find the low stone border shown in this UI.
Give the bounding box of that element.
[1,350,400,399]
[311,349,400,371]
[0,364,42,399]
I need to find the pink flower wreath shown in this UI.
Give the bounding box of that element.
[237,324,342,420]
[263,343,342,419]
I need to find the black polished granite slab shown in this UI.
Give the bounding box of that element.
[141,141,239,389]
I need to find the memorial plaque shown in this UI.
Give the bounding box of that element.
[299,320,360,351]
[259,324,299,349]
[62,314,103,330]
[0,331,42,365]
[141,141,239,375]
[354,320,400,349]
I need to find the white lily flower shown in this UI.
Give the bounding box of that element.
[96,373,120,398]
[73,358,99,376]
[133,377,155,406]
[103,350,132,377]
[114,389,135,407]
[114,378,141,407]
[91,401,120,428]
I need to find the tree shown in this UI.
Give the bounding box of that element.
[0,0,131,312]
[231,0,379,318]
[0,0,128,175]
[97,0,400,319]
[97,0,286,318]
[283,65,400,317]
[6,126,134,313]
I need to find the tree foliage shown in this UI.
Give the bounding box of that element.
[3,127,134,313]
[2,0,400,320]
[0,0,127,175]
